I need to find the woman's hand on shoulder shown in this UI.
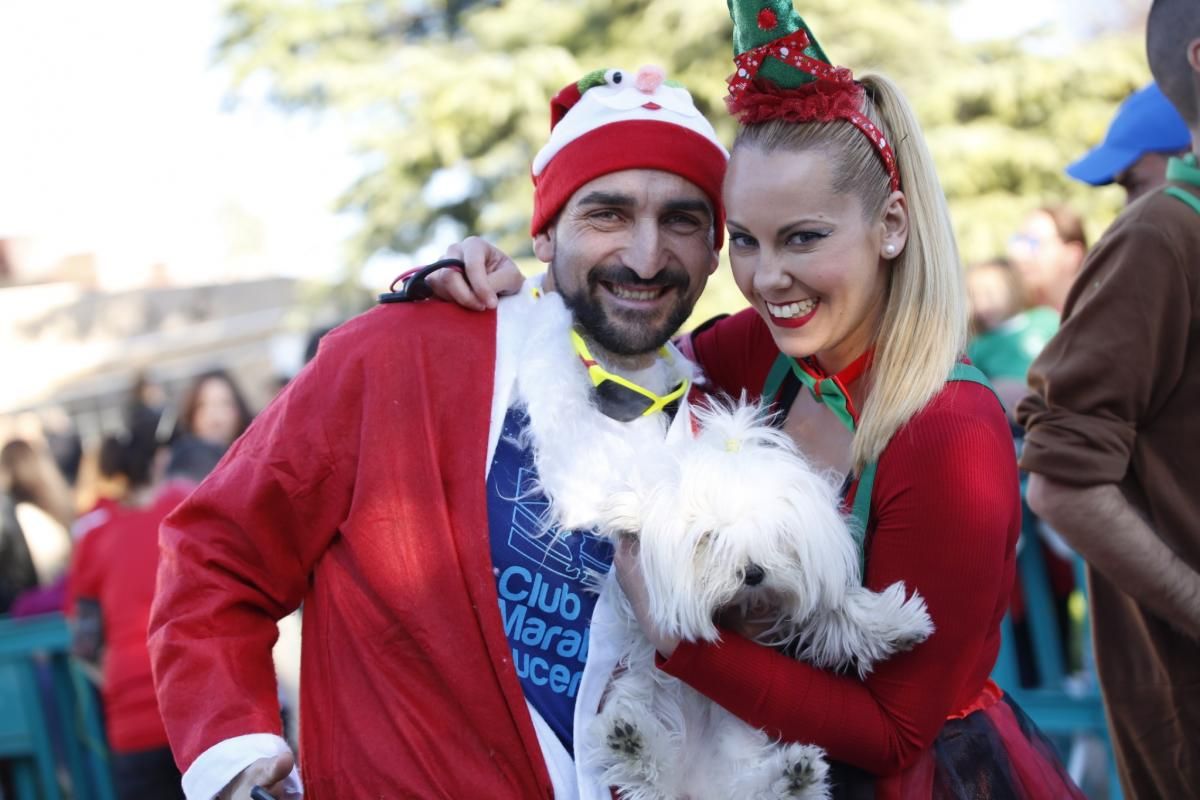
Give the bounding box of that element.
[427,236,525,310]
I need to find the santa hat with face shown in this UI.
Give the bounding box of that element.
[530,66,729,248]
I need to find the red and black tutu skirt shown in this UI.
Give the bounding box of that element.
[828,681,1086,799]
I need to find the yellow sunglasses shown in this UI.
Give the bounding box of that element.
[570,329,689,422]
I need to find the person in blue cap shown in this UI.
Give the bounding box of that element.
[1066,82,1191,206]
[1020,0,1200,795]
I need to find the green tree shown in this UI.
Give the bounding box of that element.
[219,0,1151,322]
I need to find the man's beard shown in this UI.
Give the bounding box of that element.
[553,261,693,357]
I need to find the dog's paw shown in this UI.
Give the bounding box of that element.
[778,744,829,799]
[606,719,644,759]
[833,582,934,673]
[886,586,935,651]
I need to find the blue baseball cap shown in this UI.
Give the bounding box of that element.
[1066,83,1191,186]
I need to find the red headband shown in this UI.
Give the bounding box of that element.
[726,30,900,192]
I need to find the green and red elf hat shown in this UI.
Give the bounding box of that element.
[726,0,900,191]
[531,66,729,247]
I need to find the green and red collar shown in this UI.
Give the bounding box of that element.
[789,349,874,432]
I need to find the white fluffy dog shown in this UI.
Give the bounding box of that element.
[582,401,934,800]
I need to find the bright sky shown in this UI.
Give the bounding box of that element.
[0,0,1139,290]
[950,0,1138,50]
[0,0,358,287]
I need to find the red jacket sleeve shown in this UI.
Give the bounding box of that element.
[147,321,367,771]
[660,383,1019,775]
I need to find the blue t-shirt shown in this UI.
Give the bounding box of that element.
[487,405,614,754]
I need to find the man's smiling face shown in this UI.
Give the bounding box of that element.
[537,168,719,357]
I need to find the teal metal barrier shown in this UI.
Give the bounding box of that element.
[0,613,116,800]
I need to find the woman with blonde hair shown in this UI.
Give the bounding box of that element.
[611,5,1082,796]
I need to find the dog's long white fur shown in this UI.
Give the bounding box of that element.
[587,399,934,800]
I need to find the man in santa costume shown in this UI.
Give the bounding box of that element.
[148,64,728,800]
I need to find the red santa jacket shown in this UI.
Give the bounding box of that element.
[149,303,555,798]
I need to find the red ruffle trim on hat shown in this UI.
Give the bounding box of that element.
[725,75,901,191]
[725,75,864,126]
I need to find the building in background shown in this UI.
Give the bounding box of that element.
[0,236,325,441]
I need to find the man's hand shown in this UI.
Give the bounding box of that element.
[427,236,525,310]
[217,753,295,800]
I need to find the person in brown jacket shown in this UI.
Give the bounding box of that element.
[1017,1,1200,796]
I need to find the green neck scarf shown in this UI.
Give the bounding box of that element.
[1165,153,1200,215]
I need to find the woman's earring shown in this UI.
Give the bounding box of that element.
[884,243,897,257]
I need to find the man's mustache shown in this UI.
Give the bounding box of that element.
[588,265,689,290]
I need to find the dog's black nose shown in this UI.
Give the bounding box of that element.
[743,564,765,586]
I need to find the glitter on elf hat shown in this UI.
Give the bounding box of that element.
[531,66,729,247]
[725,1,900,191]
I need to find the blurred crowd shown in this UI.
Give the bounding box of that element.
[0,370,255,794]
[1,370,251,616]
[965,206,1087,685]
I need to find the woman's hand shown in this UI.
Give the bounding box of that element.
[427,236,525,310]
[614,536,680,659]
[715,607,774,643]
